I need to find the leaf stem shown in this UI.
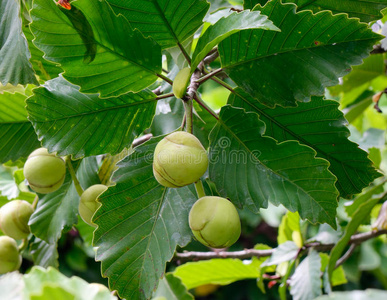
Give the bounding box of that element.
[210,76,235,92]
[177,42,192,66]
[155,92,174,100]
[66,156,83,197]
[158,73,173,85]
[196,68,223,84]
[194,94,219,120]
[194,180,206,199]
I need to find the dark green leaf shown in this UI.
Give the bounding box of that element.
[30,0,162,97]
[191,10,279,71]
[244,0,268,9]
[0,0,38,85]
[27,77,157,158]
[107,0,210,49]
[209,106,338,227]
[219,0,381,107]
[229,89,382,198]
[93,137,197,300]
[0,91,40,164]
[284,0,387,23]
[290,249,322,300]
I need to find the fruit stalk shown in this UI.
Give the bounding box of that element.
[194,180,206,198]
[65,156,83,197]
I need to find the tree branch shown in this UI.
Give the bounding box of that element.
[175,229,387,261]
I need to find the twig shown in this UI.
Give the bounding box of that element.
[193,94,219,120]
[175,229,387,261]
[335,244,356,268]
[156,92,174,100]
[132,134,153,148]
[196,68,223,84]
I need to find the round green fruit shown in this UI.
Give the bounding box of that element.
[79,184,108,227]
[153,131,208,188]
[189,196,241,248]
[0,200,34,240]
[172,67,191,99]
[0,236,22,274]
[24,148,66,194]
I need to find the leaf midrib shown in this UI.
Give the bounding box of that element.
[28,97,158,122]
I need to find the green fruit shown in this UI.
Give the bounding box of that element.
[189,196,241,248]
[172,67,191,99]
[24,148,66,194]
[153,131,208,188]
[79,184,108,227]
[0,236,22,274]
[0,200,34,240]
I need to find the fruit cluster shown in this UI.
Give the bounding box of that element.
[0,147,108,275]
[153,131,241,248]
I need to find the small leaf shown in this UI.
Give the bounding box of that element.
[219,0,381,107]
[174,259,261,290]
[93,137,197,300]
[0,0,38,85]
[191,10,279,71]
[290,249,322,300]
[209,105,338,227]
[27,77,157,158]
[153,274,194,300]
[30,0,162,97]
[107,0,210,49]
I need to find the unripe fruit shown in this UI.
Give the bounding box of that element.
[0,200,34,240]
[0,236,22,274]
[24,148,66,194]
[153,132,208,188]
[172,67,191,99]
[189,196,241,248]
[79,184,108,227]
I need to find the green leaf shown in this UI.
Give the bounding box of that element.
[315,289,387,300]
[209,105,338,227]
[30,0,162,97]
[191,10,279,71]
[0,0,38,85]
[229,89,382,198]
[219,0,381,107]
[29,237,59,268]
[174,259,261,290]
[290,249,322,300]
[278,211,302,245]
[153,274,194,300]
[0,91,40,164]
[27,77,157,158]
[327,193,384,281]
[330,54,386,95]
[93,137,197,300]
[22,22,62,81]
[284,0,387,23]
[30,284,76,300]
[244,0,268,9]
[23,266,117,300]
[107,0,210,49]
[29,157,98,243]
[0,165,19,199]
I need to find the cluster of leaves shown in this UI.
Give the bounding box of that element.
[1,0,387,299]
